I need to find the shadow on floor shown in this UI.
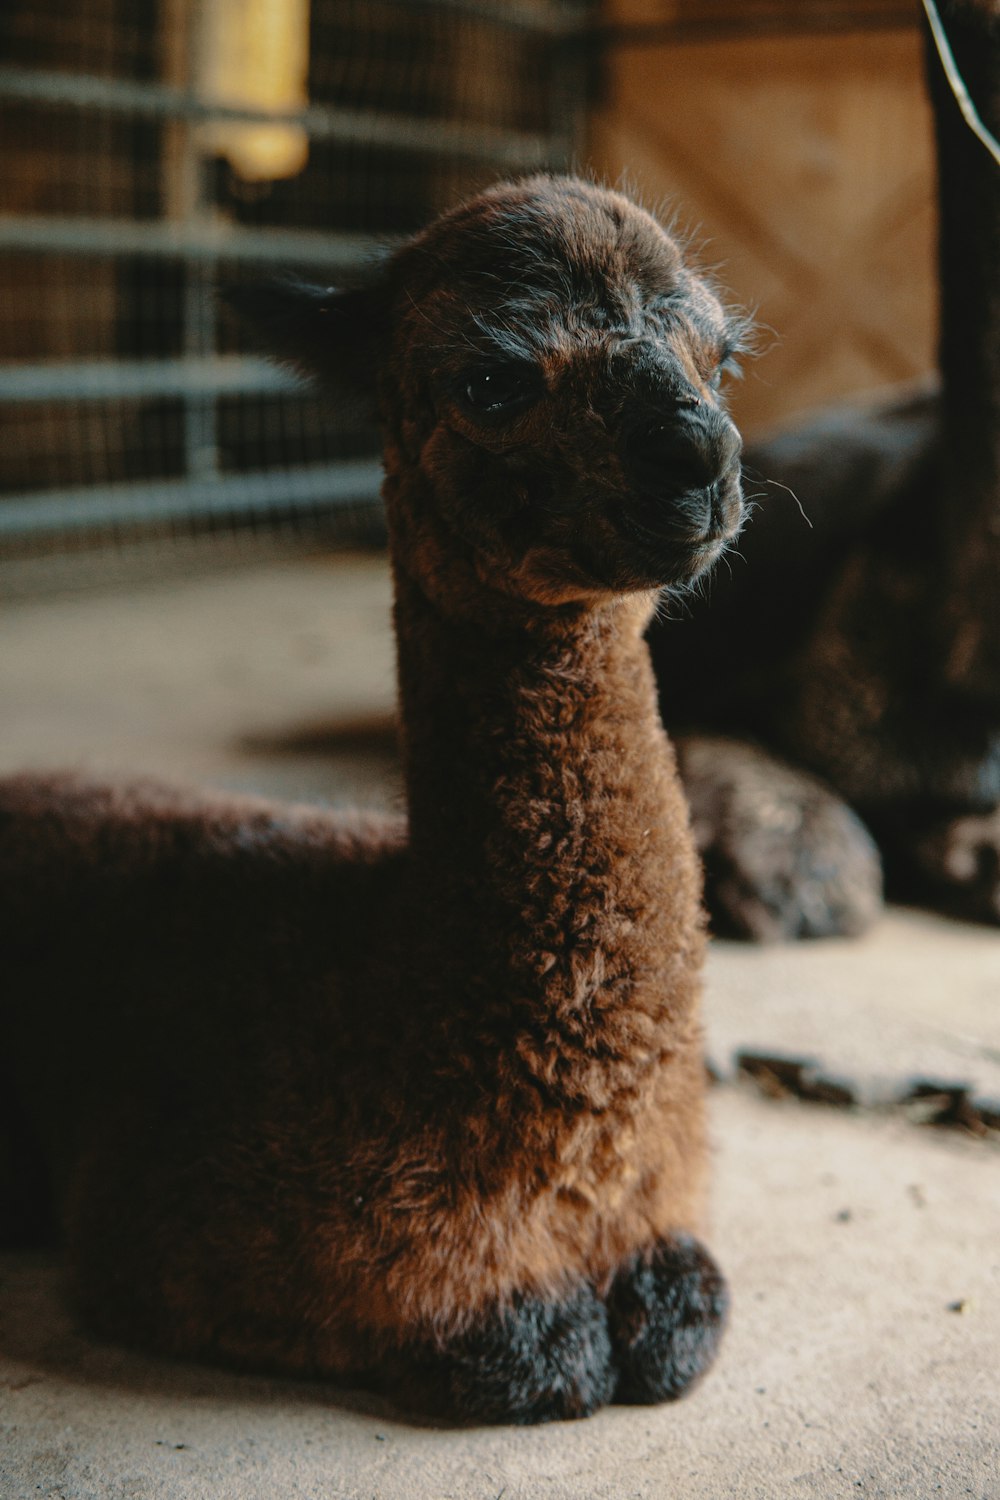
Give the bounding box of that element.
[239,710,400,764]
[0,1251,442,1429]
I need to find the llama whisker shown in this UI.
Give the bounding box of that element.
[763,476,813,528]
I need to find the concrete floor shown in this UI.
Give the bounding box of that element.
[1,554,999,1500]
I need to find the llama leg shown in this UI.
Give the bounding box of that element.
[388,1283,616,1425]
[677,735,884,940]
[606,1234,729,1405]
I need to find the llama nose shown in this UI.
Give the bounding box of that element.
[622,410,742,500]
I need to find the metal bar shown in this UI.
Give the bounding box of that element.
[0,214,387,267]
[182,265,222,480]
[0,462,384,540]
[388,0,586,36]
[0,67,552,168]
[0,356,302,403]
[166,12,221,485]
[547,10,592,170]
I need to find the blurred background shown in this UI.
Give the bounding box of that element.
[8,22,1000,1493]
[1,0,935,592]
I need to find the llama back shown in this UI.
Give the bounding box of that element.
[0,771,406,1248]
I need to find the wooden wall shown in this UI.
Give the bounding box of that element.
[589,12,938,435]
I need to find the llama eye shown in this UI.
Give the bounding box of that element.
[710,355,742,393]
[463,364,536,414]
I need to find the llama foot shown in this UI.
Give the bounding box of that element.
[393,1283,616,1425]
[607,1233,729,1405]
[676,735,884,940]
[902,808,1000,925]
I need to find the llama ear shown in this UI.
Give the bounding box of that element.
[224,275,387,406]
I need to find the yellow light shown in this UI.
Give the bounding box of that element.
[196,0,311,182]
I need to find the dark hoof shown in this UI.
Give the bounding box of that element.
[608,1233,729,1405]
[678,735,884,941]
[398,1282,616,1425]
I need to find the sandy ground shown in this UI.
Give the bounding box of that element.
[1,554,998,1500]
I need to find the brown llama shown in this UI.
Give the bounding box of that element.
[650,0,1000,941]
[0,176,746,1424]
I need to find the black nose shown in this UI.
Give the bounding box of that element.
[622,408,742,499]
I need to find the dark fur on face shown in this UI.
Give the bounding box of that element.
[247,177,748,608]
[383,179,746,604]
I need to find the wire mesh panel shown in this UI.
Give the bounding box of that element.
[0,0,593,565]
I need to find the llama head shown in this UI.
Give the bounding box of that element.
[238,176,749,610]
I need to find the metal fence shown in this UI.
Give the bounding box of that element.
[0,0,592,566]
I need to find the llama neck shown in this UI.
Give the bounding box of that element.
[388,527,702,1095]
[926,2,1000,690]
